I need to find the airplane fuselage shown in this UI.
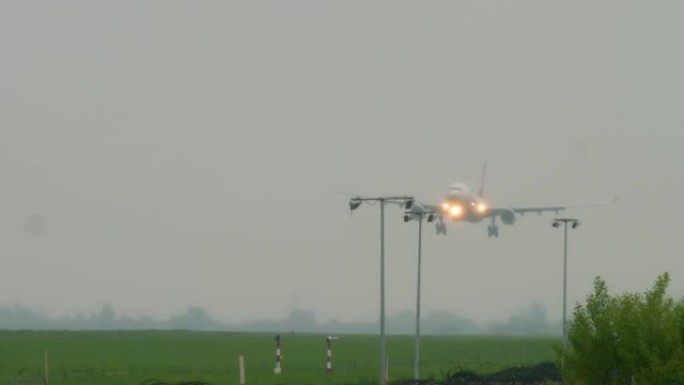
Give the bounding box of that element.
[440,183,489,223]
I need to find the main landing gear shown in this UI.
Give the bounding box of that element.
[435,217,447,235]
[487,216,499,238]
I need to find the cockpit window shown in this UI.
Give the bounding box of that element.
[448,183,471,193]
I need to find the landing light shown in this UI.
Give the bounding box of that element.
[449,205,463,217]
[477,203,488,213]
[441,202,449,211]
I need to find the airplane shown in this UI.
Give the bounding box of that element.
[403,164,617,237]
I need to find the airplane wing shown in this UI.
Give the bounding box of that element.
[491,206,564,215]
[411,197,617,217]
[412,203,441,214]
[406,197,617,237]
[490,197,618,216]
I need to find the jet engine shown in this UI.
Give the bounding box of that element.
[500,209,517,225]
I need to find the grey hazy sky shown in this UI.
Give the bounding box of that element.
[1,1,683,325]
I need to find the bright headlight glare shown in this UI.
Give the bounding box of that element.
[442,202,449,210]
[449,206,463,216]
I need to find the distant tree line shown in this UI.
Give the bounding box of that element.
[0,305,223,331]
[0,303,560,335]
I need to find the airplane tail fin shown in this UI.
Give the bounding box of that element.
[477,162,487,198]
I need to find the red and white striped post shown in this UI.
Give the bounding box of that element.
[274,335,282,374]
[325,336,337,373]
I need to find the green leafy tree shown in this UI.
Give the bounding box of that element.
[564,273,684,385]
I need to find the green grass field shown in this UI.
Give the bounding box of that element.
[0,331,558,385]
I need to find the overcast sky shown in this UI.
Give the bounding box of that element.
[1,1,683,325]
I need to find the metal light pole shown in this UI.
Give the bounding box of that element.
[350,195,414,385]
[552,218,580,354]
[402,209,435,385]
[414,212,422,385]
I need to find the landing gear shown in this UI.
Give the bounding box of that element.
[435,218,447,235]
[487,217,499,238]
